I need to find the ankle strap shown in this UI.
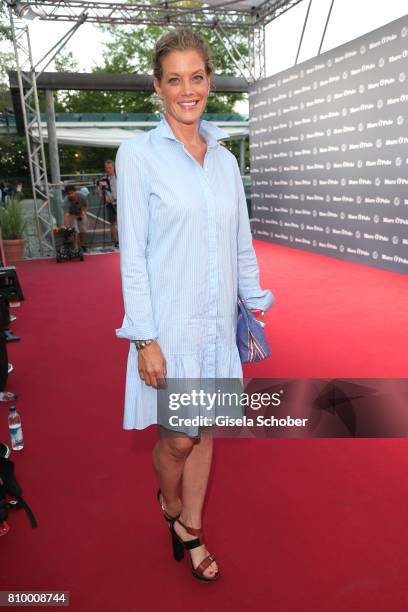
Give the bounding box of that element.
[177,517,204,539]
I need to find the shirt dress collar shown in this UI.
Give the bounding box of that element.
[158,113,228,149]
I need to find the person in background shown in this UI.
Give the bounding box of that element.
[62,185,88,252]
[97,160,119,249]
[15,183,23,201]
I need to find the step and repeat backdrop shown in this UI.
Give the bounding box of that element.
[249,13,408,274]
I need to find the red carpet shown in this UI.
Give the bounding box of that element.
[0,244,407,612]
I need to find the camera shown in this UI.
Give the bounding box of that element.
[97,177,111,192]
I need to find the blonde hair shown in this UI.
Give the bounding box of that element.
[151,28,214,82]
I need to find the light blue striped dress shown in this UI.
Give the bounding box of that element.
[115,113,274,430]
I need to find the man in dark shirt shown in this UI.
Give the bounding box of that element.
[62,185,88,251]
[97,160,119,248]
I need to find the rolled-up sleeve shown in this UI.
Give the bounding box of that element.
[235,159,275,312]
[115,141,158,341]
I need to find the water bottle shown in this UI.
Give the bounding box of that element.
[8,406,23,451]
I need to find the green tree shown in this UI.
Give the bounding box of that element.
[100,17,247,113]
[0,0,11,42]
[56,11,248,114]
[0,0,14,111]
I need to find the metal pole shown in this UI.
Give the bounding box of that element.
[318,0,335,55]
[45,89,63,226]
[295,0,312,65]
[239,138,245,175]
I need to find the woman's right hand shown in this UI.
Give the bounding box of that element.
[137,341,167,388]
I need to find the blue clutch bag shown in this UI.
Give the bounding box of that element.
[236,297,272,363]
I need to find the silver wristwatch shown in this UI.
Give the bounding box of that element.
[134,339,156,350]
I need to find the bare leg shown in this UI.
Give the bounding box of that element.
[174,432,218,579]
[152,432,195,518]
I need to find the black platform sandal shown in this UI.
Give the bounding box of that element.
[169,517,220,583]
[156,489,181,523]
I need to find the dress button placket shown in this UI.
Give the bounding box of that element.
[200,152,218,379]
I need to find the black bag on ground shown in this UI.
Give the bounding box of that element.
[0,456,37,528]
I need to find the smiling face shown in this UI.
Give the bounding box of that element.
[153,48,211,126]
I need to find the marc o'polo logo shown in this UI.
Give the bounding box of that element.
[394,197,401,206]
[339,244,345,253]
[340,212,346,220]
[392,235,399,245]
[375,177,382,187]
[397,115,404,126]
[342,70,349,80]
[357,160,363,169]
[377,99,384,110]
[395,157,402,167]
[399,72,406,83]
[359,84,365,94]
[376,138,382,148]
[312,209,317,217]
[374,215,380,224]
[355,230,361,238]
[356,196,363,204]
[378,57,386,68]
[312,239,317,247]
[360,44,367,55]
[372,251,379,260]
[402,27,408,38]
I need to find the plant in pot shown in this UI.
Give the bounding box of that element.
[0,197,27,262]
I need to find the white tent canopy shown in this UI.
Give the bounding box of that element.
[37,122,248,147]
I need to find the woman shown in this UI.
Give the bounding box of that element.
[115,28,274,583]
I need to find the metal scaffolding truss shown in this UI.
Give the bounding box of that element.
[9,0,302,28]
[6,0,301,256]
[8,8,55,256]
